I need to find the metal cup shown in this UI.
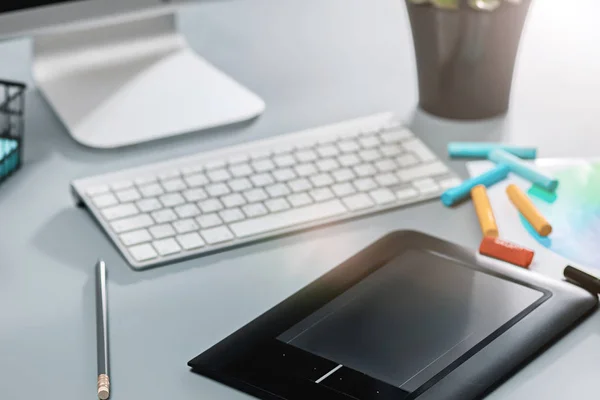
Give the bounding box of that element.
[406,0,532,119]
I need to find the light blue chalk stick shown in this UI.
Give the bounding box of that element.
[441,163,510,207]
[488,149,558,192]
[448,142,537,159]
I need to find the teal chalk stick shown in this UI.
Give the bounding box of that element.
[441,164,510,206]
[488,149,558,192]
[448,142,537,159]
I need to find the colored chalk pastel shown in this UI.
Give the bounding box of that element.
[479,236,534,268]
[441,164,510,206]
[506,184,552,237]
[448,142,537,159]
[488,149,558,191]
[471,185,498,238]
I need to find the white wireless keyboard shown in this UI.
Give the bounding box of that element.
[71,113,461,269]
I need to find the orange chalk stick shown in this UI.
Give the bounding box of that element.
[479,236,534,268]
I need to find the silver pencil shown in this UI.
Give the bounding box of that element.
[95,260,110,400]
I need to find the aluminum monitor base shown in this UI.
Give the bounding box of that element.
[32,12,265,148]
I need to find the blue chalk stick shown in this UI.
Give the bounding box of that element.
[441,164,510,206]
[488,149,558,192]
[448,142,537,159]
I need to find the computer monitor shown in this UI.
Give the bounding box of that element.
[0,1,265,148]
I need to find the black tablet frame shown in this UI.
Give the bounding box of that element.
[188,231,598,400]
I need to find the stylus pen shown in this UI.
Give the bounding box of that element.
[95,260,111,400]
[564,265,600,295]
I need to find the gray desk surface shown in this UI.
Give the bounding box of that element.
[1,0,599,399]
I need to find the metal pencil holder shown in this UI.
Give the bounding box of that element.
[0,79,26,185]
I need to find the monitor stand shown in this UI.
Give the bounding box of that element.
[32,12,265,149]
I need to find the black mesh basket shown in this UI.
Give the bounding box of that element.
[0,79,26,185]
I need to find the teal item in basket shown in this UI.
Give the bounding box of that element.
[0,137,20,179]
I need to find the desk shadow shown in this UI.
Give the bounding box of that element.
[406,107,507,176]
[31,206,340,286]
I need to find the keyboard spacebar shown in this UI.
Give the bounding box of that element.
[230,200,348,238]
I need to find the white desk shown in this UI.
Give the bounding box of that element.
[0,0,598,399]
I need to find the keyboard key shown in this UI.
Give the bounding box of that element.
[338,154,361,167]
[343,193,375,211]
[380,129,411,143]
[176,233,205,250]
[206,183,231,197]
[295,149,318,162]
[244,188,268,203]
[153,238,181,256]
[102,203,139,221]
[310,173,334,188]
[439,177,462,189]
[252,159,276,172]
[310,187,335,202]
[198,198,224,213]
[274,154,296,167]
[228,154,249,164]
[397,161,448,182]
[333,168,356,183]
[136,198,162,212]
[151,209,177,223]
[272,168,297,182]
[220,208,245,223]
[295,163,318,177]
[353,178,377,192]
[413,178,440,194]
[316,144,339,158]
[369,188,395,205]
[196,213,223,228]
[265,198,291,213]
[205,160,226,170]
[158,170,180,181]
[228,178,252,192]
[230,163,253,177]
[403,139,437,162]
[174,203,200,218]
[250,150,271,160]
[375,159,397,172]
[274,145,293,154]
[358,149,381,162]
[115,188,141,202]
[358,136,380,148]
[139,183,164,197]
[120,229,152,246]
[250,173,275,187]
[396,187,419,201]
[375,173,400,187]
[288,193,313,207]
[111,180,133,191]
[200,226,235,245]
[162,178,186,193]
[149,224,176,239]
[134,176,156,186]
[173,219,199,234]
[230,200,347,238]
[112,214,154,233]
[338,140,360,153]
[265,183,290,198]
[289,178,312,193]
[353,164,377,177]
[222,193,246,208]
[208,168,231,182]
[396,154,419,167]
[243,203,268,218]
[184,173,209,188]
[316,158,339,172]
[159,193,185,207]
[86,185,109,196]
[332,182,356,197]
[128,243,158,262]
[93,193,118,208]
[182,188,208,202]
[181,165,204,176]
[380,144,404,157]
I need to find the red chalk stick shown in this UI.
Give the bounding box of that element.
[479,237,534,268]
